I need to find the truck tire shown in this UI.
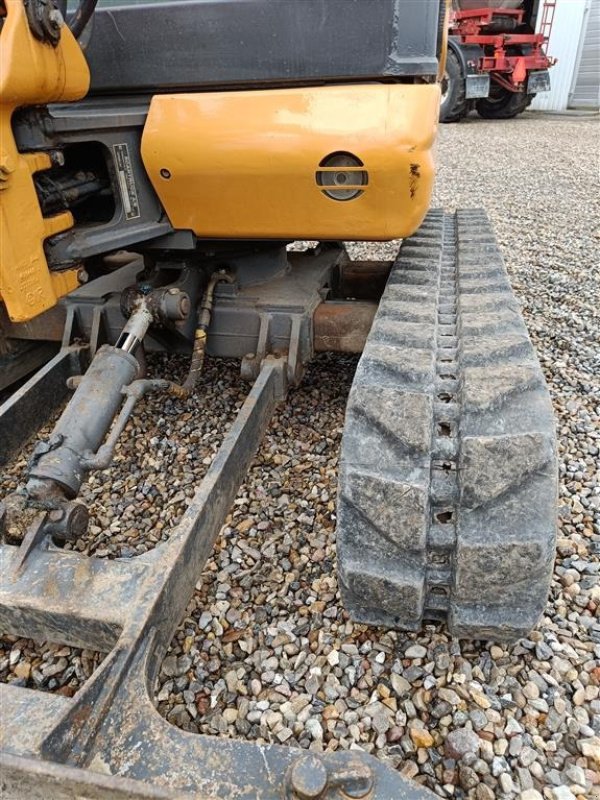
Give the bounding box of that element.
[440,49,468,123]
[476,88,533,119]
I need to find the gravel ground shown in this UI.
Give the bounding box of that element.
[1,114,599,799]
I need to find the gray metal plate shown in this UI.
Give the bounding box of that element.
[465,74,491,99]
[527,70,552,94]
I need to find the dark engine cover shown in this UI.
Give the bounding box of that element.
[84,0,445,94]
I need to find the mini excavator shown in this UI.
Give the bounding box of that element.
[0,2,556,797]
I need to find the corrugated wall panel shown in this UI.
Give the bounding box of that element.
[531,0,587,111]
[570,0,600,108]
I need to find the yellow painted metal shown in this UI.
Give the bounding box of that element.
[0,0,89,322]
[141,84,440,241]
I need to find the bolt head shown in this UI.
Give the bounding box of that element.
[333,756,374,799]
[342,776,373,799]
[0,148,15,175]
[64,503,89,539]
[180,296,191,316]
[48,8,63,27]
[289,755,328,799]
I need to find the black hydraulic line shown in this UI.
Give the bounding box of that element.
[181,270,234,395]
[35,171,108,216]
[158,270,234,400]
[181,332,207,395]
[68,0,98,39]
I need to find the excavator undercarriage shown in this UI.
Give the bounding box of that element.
[0,1,557,798]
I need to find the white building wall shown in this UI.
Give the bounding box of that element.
[570,0,600,108]
[530,0,588,111]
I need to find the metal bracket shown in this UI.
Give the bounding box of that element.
[0,345,87,467]
[61,300,108,357]
[240,311,305,387]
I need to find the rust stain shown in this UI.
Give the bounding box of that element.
[409,163,421,200]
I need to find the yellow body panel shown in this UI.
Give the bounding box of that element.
[141,84,440,241]
[0,0,89,322]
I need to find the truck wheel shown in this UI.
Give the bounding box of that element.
[439,50,468,123]
[476,89,533,119]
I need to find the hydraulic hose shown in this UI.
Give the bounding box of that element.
[167,270,233,399]
[68,0,97,39]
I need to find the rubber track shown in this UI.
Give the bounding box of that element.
[337,210,557,641]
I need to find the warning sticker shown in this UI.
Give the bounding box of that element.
[113,143,141,220]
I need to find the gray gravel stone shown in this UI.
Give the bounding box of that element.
[445,728,481,761]
[551,787,576,800]
[405,645,427,660]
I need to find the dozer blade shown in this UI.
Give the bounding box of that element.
[337,209,557,641]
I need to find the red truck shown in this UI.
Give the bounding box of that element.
[441,0,556,121]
